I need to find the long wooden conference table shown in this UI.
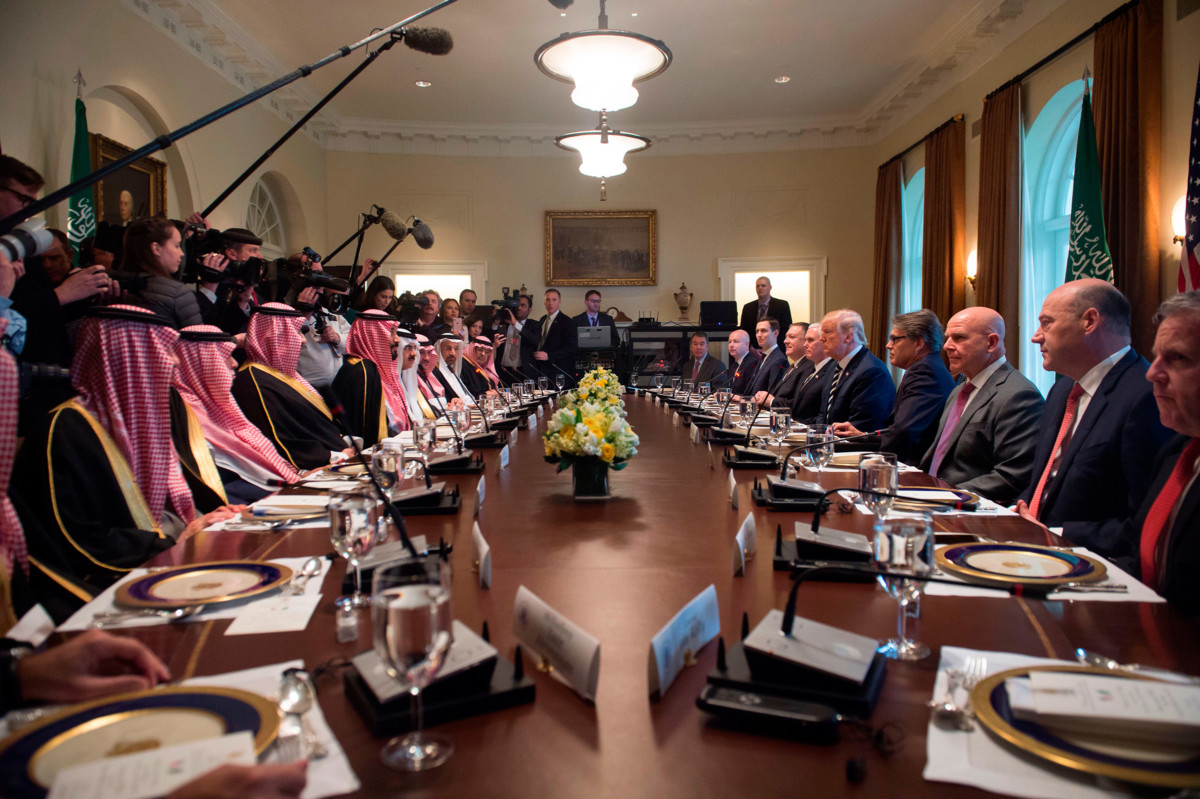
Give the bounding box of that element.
[73,394,1200,797]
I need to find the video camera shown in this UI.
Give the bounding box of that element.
[394,291,430,326]
[181,224,268,287]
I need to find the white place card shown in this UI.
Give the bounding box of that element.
[513,585,601,701]
[728,470,738,509]
[690,423,701,444]
[733,512,757,576]
[473,522,492,589]
[648,584,720,698]
[537,404,544,417]
[8,603,54,646]
[224,592,320,636]
[744,609,878,684]
[48,731,256,799]
[672,411,680,426]
[353,620,498,703]
[794,522,872,556]
[475,475,486,516]
[499,444,510,471]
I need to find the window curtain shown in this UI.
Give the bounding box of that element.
[870,160,905,354]
[921,117,966,330]
[1094,0,1162,355]
[976,84,1023,367]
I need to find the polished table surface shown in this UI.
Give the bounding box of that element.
[91,394,1200,797]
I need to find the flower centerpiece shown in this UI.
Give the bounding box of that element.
[543,367,639,499]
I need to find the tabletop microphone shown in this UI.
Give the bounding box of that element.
[777,432,883,480]
[808,486,968,537]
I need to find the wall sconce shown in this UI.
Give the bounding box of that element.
[966,250,978,289]
[1173,195,1187,245]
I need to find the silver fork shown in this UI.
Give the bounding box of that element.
[960,655,989,722]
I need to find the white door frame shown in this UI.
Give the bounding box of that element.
[716,255,827,324]
[379,260,488,295]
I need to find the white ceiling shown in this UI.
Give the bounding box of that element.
[134,0,1067,155]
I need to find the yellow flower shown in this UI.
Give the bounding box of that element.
[600,442,615,462]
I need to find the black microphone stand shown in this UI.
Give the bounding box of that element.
[777,432,884,480]
[0,0,463,234]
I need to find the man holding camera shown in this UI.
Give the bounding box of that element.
[494,293,538,385]
[193,226,262,325]
[281,251,351,400]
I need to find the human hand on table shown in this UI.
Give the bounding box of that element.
[166,762,308,799]
[831,422,862,437]
[15,630,170,704]
[1013,500,1053,537]
[180,505,248,540]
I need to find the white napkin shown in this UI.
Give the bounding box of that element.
[923,548,1164,603]
[185,660,360,799]
[924,646,1143,798]
[57,557,331,632]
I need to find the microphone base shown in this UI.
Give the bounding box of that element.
[465,431,508,449]
[426,453,485,475]
[749,485,823,511]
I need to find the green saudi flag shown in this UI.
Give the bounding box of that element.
[67,97,96,265]
[1065,84,1113,283]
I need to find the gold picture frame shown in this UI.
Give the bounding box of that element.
[545,209,657,286]
[89,133,167,225]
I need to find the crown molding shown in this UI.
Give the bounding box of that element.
[125,0,1066,158]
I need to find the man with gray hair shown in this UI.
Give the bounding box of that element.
[833,309,954,464]
[1015,278,1171,557]
[920,306,1044,504]
[816,309,895,432]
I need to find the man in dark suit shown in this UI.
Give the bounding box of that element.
[816,309,895,433]
[739,276,792,345]
[726,329,762,396]
[920,306,1044,505]
[747,318,787,397]
[833,309,955,464]
[572,289,618,336]
[534,288,576,385]
[1014,279,1171,558]
[678,331,727,387]
[494,293,538,384]
[755,323,810,408]
[790,323,835,423]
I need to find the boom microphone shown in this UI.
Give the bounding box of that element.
[380,210,410,242]
[546,0,573,8]
[411,218,434,249]
[401,26,454,55]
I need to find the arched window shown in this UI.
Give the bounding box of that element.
[1021,80,1086,396]
[246,180,285,260]
[900,168,925,315]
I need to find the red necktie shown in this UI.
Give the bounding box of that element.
[692,359,701,381]
[928,382,975,477]
[1139,438,1200,590]
[1028,382,1085,519]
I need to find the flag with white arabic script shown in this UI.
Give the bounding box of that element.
[67,98,96,266]
[1181,61,1200,293]
[1065,82,1113,284]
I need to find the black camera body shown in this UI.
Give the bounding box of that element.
[182,225,268,287]
[393,291,430,326]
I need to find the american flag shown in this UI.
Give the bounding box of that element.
[1183,62,1200,292]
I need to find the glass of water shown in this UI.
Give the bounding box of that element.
[738,397,758,430]
[555,373,565,391]
[371,443,402,495]
[373,558,455,771]
[858,453,898,519]
[799,423,834,479]
[538,376,548,393]
[329,488,378,609]
[414,421,437,468]
[873,511,934,660]
[653,374,665,391]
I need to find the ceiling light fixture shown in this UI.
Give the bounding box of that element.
[415,80,432,88]
[556,111,650,200]
[774,76,791,84]
[535,0,671,112]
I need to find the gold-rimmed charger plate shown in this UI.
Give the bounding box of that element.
[971,665,1200,788]
[0,686,278,792]
[934,542,1106,587]
[892,486,980,512]
[114,560,293,609]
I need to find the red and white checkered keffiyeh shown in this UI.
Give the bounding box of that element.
[0,318,29,577]
[345,311,411,432]
[72,305,196,524]
[173,326,300,483]
[244,303,319,396]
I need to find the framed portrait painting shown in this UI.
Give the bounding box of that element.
[544,209,657,286]
[89,133,167,226]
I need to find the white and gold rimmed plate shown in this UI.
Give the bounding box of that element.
[114,561,293,610]
[934,543,1106,588]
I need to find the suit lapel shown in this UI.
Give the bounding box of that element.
[932,363,1008,459]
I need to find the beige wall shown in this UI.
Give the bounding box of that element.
[326,148,874,322]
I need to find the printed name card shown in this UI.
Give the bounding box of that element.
[648,585,720,698]
[473,522,492,589]
[732,512,757,576]
[728,470,738,509]
[538,403,544,418]
[499,444,510,471]
[744,609,877,684]
[475,475,486,515]
[673,411,680,427]
[513,585,601,701]
[48,731,256,799]
[690,423,701,444]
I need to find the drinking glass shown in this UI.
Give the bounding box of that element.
[858,453,898,519]
[670,376,681,393]
[555,374,565,391]
[653,374,665,391]
[329,489,378,609]
[371,443,402,494]
[769,410,790,458]
[738,397,758,430]
[698,382,711,405]
[523,379,534,400]
[414,421,437,468]
[538,376,548,393]
[373,559,455,771]
[799,423,833,480]
[873,511,934,661]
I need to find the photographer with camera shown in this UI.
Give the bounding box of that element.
[494,292,538,385]
[279,250,351,398]
[191,226,264,325]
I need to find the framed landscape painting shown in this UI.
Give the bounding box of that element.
[544,209,657,286]
[90,133,167,226]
